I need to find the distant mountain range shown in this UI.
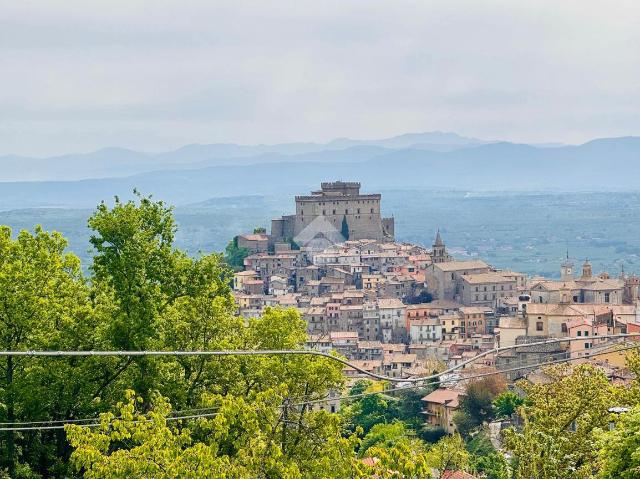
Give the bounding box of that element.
[0,131,486,182]
[0,133,639,211]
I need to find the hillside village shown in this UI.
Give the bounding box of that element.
[232,181,640,431]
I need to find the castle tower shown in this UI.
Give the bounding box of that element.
[561,252,574,282]
[431,229,450,264]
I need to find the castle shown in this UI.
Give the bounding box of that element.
[270,181,395,246]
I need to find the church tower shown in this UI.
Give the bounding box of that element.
[432,229,450,264]
[581,259,593,280]
[561,252,574,281]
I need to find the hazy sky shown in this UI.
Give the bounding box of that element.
[2,0,639,156]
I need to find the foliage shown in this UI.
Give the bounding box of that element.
[466,433,510,479]
[224,237,250,271]
[405,290,433,304]
[341,215,349,240]
[0,225,89,475]
[418,425,447,444]
[365,439,432,479]
[342,392,399,435]
[0,194,355,478]
[359,421,408,457]
[253,227,266,234]
[454,375,506,437]
[493,391,525,419]
[395,387,434,429]
[425,433,469,477]
[67,390,361,479]
[596,405,640,479]
[473,452,511,479]
[502,364,623,479]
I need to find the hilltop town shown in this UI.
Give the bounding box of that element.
[232,181,640,429]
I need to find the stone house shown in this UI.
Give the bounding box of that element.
[421,388,463,434]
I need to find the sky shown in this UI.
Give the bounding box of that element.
[1,0,639,157]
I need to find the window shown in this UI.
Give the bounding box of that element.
[536,321,543,331]
[332,209,336,214]
[605,293,610,303]
[573,295,579,303]
[577,331,582,336]
[371,208,374,213]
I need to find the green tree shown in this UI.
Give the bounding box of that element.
[366,439,432,479]
[342,391,399,434]
[253,227,266,234]
[597,405,640,479]
[454,375,506,437]
[359,421,408,457]
[0,226,88,475]
[473,452,510,479]
[395,387,434,430]
[341,215,349,240]
[66,390,361,479]
[88,193,233,397]
[503,364,623,479]
[493,391,525,419]
[225,237,250,271]
[467,433,510,479]
[425,433,469,477]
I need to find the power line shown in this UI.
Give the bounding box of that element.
[0,406,220,427]
[0,411,222,432]
[1,341,634,431]
[294,340,639,407]
[0,333,637,384]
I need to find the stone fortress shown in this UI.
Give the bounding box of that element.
[270,181,395,245]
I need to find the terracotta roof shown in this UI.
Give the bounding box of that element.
[434,260,489,272]
[421,388,462,408]
[235,270,258,276]
[330,331,358,340]
[460,272,514,284]
[377,298,405,309]
[239,233,268,241]
[441,470,478,479]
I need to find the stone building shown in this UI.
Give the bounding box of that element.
[236,233,269,253]
[431,230,453,264]
[459,272,517,307]
[530,259,623,305]
[425,260,492,301]
[270,181,394,246]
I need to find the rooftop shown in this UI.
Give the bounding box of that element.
[421,388,462,407]
[433,260,490,272]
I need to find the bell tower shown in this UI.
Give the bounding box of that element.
[432,229,448,264]
[581,259,593,279]
[561,251,574,281]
